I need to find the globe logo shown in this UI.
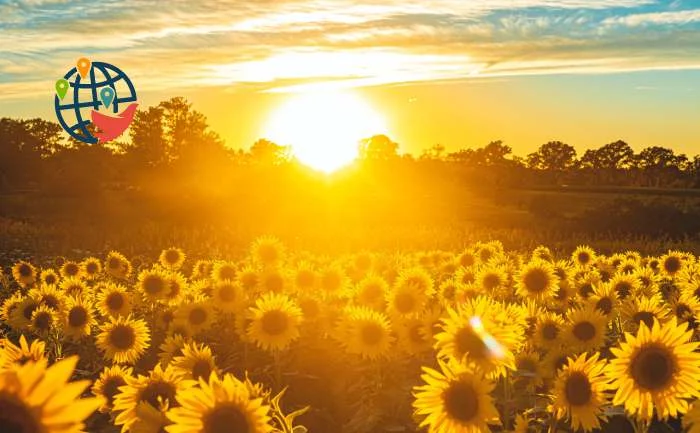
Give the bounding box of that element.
[54,58,138,144]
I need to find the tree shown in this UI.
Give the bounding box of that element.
[420,143,445,160]
[526,141,577,170]
[636,146,687,170]
[479,140,513,166]
[580,140,634,170]
[358,134,399,160]
[129,106,167,166]
[249,138,290,165]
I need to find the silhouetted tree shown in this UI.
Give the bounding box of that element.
[527,141,577,171]
[358,134,399,161]
[249,138,290,165]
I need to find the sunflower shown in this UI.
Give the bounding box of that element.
[0,356,103,433]
[96,315,151,364]
[542,346,574,380]
[513,348,544,390]
[81,256,103,279]
[160,247,186,270]
[659,250,686,278]
[11,260,36,288]
[454,266,477,286]
[607,318,700,421]
[138,268,171,302]
[258,268,288,294]
[166,372,272,433]
[587,282,619,318]
[515,260,559,302]
[529,312,563,351]
[212,261,238,283]
[396,316,433,355]
[354,274,389,310]
[0,292,24,323]
[114,363,193,432]
[572,246,596,268]
[532,245,554,262]
[96,282,133,317]
[105,250,132,279]
[668,291,700,325]
[292,262,318,293]
[29,305,57,337]
[339,306,394,359]
[165,271,189,302]
[247,293,302,352]
[387,269,432,317]
[413,360,500,433]
[92,364,134,412]
[563,306,608,353]
[458,250,478,268]
[29,284,65,312]
[608,273,640,301]
[158,334,191,367]
[211,280,246,313]
[174,300,215,335]
[38,268,60,287]
[0,334,45,369]
[552,352,609,432]
[251,236,285,267]
[633,266,661,297]
[60,277,90,299]
[170,342,219,381]
[475,265,508,294]
[319,264,349,298]
[574,271,601,300]
[620,295,670,333]
[191,260,213,280]
[435,297,524,378]
[62,295,95,340]
[59,260,82,279]
[11,296,39,330]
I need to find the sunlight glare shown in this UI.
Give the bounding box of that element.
[262,91,388,172]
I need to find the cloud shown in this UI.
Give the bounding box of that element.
[0,0,697,99]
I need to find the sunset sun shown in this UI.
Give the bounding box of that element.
[263,91,388,172]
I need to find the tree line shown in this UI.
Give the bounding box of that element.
[1,96,699,192]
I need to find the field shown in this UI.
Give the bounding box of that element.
[2,184,700,433]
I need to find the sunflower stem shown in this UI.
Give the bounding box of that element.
[273,350,282,390]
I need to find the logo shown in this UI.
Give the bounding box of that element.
[54,57,138,144]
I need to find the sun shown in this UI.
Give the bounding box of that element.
[263,91,388,173]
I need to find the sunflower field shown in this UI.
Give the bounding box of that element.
[2,237,700,433]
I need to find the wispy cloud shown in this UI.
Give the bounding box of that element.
[0,0,697,99]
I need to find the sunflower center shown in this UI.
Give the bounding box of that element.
[361,284,382,302]
[261,310,289,335]
[86,262,99,274]
[144,276,166,295]
[578,283,594,298]
[18,264,32,277]
[572,321,596,342]
[33,312,51,331]
[565,372,592,406]
[106,292,125,310]
[442,380,479,422]
[615,282,632,299]
[42,295,60,310]
[541,323,559,341]
[596,298,613,315]
[482,274,501,290]
[108,258,121,269]
[394,292,416,313]
[455,326,489,360]
[218,285,236,303]
[140,380,177,409]
[22,303,38,320]
[191,359,213,381]
[577,252,591,265]
[663,257,681,274]
[524,269,549,293]
[165,250,180,264]
[44,274,57,285]
[64,263,79,276]
[219,266,237,281]
[203,403,251,433]
[441,285,456,300]
[360,322,384,346]
[68,307,88,327]
[630,345,676,391]
[517,358,537,374]
[109,325,136,350]
[0,392,41,433]
[189,308,207,326]
[675,304,692,320]
[103,376,127,407]
[632,311,655,329]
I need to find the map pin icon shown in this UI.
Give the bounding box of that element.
[77,57,91,78]
[55,79,69,100]
[100,87,115,108]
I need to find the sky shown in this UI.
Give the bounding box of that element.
[1,0,699,157]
